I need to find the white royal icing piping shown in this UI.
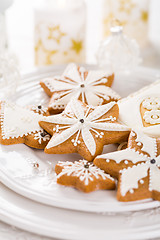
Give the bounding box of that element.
[34,130,50,144]
[120,163,149,196]
[119,131,160,196]
[96,148,149,164]
[44,99,130,156]
[133,130,157,158]
[96,129,160,197]
[0,101,46,140]
[143,110,160,124]
[30,105,48,115]
[57,160,114,186]
[42,63,119,108]
[142,97,160,110]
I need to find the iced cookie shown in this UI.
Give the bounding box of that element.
[118,80,160,137]
[55,159,115,193]
[0,101,50,149]
[29,104,49,116]
[40,63,119,114]
[94,130,160,202]
[39,99,130,161]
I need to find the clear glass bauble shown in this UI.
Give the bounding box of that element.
[97,24,142,73]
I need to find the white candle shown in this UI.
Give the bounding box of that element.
[34,0,86,66]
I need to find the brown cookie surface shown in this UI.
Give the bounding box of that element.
[39,99,130,161]
[40,63,119,114]
[94,130,160,202]
[0,101,50,149]
[55,159,115,193]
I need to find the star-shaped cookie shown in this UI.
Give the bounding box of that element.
[40,63,120,114]
[118,80,160,137]
[55,159,115,193]
[0,101,50,149]
[94,130,160,201]
[39,99,130,161]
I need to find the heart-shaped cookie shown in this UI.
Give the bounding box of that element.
[140,97,160,127]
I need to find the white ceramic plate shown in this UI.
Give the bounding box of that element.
[1,182,160,240]
[0,65,160,213]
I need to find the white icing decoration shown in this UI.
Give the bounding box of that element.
[31,105,48,115]
[96,129,160,197]
[34,130,50,144]
[143,110,160,124]
[0,101,46,139]
[42,63,120,109]
[121,163,149,196]
[57,160,114,186]
[137,142,141,146]
[142,97,160,110]
[118,80,160,137]
[150,165,160,192]
[133,130,157,158]
[129,189,134,194]
[97,131,160,196]
[140,179,144,184]
[96,148,149,164]
[44,100,130,156]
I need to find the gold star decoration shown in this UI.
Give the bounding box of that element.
[118,0,136,14]
[71,39,83,54]
[35,39,57,65]
[48,25,66,44]
[141,11,148,22]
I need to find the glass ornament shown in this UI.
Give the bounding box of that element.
[97,20,142,73]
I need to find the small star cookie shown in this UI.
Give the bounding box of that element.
[40,63,120,114]
[55,160,115,193]
[39,99,130,161]
[94,130,160,201]
[0,101,50,149]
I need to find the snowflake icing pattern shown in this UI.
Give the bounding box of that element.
[42,100,129,156]
[57,160,114,186]
[34,130,50,144]
[41,63,120,108]
[31,105,48,115]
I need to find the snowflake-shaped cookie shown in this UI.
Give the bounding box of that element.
[94,130,160,201]
[0,101,51,149]
[39,99,130,161]
[55,160,115,192]
[40,63,120,114]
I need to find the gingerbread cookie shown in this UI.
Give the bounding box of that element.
[94,130,160,202]
[118,80,160,137]
[39,99,130,161]
[40,63,119,114]
[29,104,49,116]
[55,159,115,193]
[0,101,50,149]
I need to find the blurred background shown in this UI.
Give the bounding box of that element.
[1,0,160,72]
